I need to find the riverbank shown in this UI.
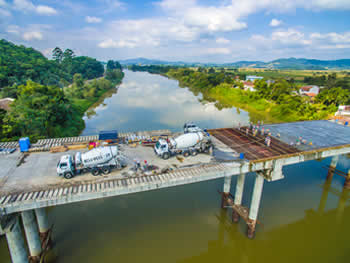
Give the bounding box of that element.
[67,74,124,137]
[163,68,338,123]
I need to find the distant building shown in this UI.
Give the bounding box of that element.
[266,79,275,85]
[0,98,14,111]
[246,75,263,82]
[299,85,320,96]
[243,81,255,92]
[335,105,350,116]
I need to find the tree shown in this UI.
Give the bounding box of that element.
[63,49,75,61]
[52,47,63,62]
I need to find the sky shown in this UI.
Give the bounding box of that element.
[0,0,349,63]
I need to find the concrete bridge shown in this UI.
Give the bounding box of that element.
[0,120,350,263]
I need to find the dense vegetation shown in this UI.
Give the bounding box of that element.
[131,65,350,123]
[0,40,124,141]
[129,64,178,74]
[0,40,104,98]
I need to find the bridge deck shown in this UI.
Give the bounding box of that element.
[0,121,350,215]
[208,128,300,160]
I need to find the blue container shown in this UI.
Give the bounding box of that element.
[345,121,348,126]
[99,130,118,140]
[19,137,30,152]
[239,153,244,159]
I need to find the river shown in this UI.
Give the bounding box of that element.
[1,70,349,263]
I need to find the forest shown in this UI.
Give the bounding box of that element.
[0,40,124,141]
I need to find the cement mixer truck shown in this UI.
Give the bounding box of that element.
[56,146,125,179]
[154,132,212,159]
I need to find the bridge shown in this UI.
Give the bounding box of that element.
[0,120,350,263]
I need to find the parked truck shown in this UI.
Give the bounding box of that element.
[154,132,212,159]
[56,146,124,179]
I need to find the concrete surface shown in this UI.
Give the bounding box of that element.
[0,141,219,195]
[264,120,350,151]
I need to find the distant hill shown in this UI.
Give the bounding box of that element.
[120,57,350,70]
[120,57,194,66]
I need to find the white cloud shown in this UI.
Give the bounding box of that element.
[36,5,57,15]
[205,47,231,55]
[23,31,43,41]
[13,0,57,15]
[0,0,7,6]
[98,39,138,48]
[270,18,282,27]
[86,16,102,23]
[6,25,20,35]
[216,37,230,44]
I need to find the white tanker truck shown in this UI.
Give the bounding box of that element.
[57,146,125,179]
[154,132,212,159]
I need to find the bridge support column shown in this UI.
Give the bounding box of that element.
[327,155,339,181]
[22,210,42,262]
[247,173,264,239]
[344,169,350,190]
[4,215,29,263]
[221,176,232,209]
[232,173,246,223]
[35,208,51,249]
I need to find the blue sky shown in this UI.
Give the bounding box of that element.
[0,0,349,62]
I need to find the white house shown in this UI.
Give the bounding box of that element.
[299,85,320,96]
[243,81,255,92]
[335,105,350,116]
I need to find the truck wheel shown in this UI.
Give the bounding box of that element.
[64,172,73,179]
[91,168,100,176]
[162,152,170,160]
[183,151,190,157]
[102,167,111,175]
[191,150,198,156]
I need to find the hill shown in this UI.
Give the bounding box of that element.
[120,57,350,70]
[0,39,104,97]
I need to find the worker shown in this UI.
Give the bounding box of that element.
[143,160,148,171]
[246,127,249,135]
[266,136,271,147]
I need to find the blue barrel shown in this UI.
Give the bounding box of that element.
[19,137,30,152]
[239,153,244,159]
[345,121,348,126]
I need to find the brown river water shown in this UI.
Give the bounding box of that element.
[1,70,349,263]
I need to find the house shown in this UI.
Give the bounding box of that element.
[243,81,255,92]
[0,98,14,111]
[335,105,350,116]
[299,85,320,96]
[246,75,263,82]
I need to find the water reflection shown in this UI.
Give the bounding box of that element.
[82,70,249,135]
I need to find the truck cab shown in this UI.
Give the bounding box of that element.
[154,139,170,159]
[184,122,202,133]
[57,155,75,179]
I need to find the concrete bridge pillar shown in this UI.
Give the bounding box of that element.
[4,215,29,263]
[247,173,264,239]
[221,176,232,209]
[327,155,339,181]
[35,208,51,247]
[21,210,42,262]
[232,173,246,223]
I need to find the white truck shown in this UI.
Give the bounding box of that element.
[56,146,125,179]
[154,132,212,159]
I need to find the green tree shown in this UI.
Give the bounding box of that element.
[52,47,63,62]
